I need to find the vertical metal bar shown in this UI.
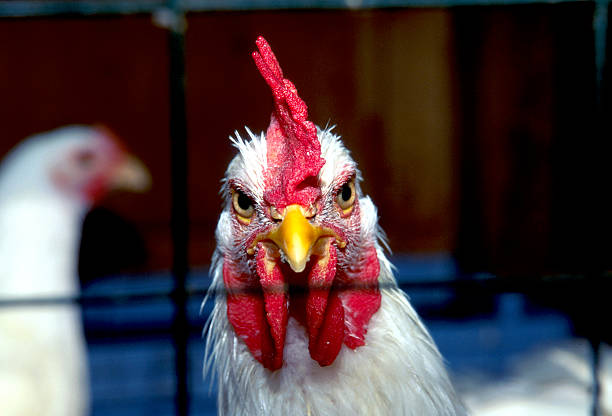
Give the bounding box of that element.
[591,2,607,415]
[589,337,602,416]
[594,0,608,108]
[166,1,190,415]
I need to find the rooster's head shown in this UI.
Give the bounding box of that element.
[217,37,381,371]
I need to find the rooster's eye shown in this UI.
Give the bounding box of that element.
[336,180,356,214]
[232,190,255,222]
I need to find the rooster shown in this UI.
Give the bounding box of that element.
[204,37,465,416]
[0,125,149,416]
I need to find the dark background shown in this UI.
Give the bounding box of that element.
[0,6,609,282]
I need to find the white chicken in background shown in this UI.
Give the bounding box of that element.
[204,37,465,415]
[0,125,150,416]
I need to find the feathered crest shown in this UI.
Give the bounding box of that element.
[252,36,325,208]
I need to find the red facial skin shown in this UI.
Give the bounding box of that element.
[82,127,127,202]
[223,182,382,371]
[223,37,381,371]
[51,127,127,204]
[338,245,381,350]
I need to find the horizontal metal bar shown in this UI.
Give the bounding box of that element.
[0,1,164,17]
[0,271,608,308]
[182,0,592,11]
[0,0,595,18]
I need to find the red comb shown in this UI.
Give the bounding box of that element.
[253,36,325,209]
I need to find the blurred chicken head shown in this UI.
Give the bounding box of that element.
[0,125,150,206]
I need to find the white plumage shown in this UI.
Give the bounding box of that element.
[205,127,466,415]
[0,126,149,416]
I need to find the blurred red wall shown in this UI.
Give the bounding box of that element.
[1,5,608,278]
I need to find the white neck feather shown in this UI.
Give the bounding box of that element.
[206,128,465,415]
[204,248,465,416]
[0,195,84,298]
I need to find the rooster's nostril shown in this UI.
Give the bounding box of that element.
[269,205,283,221]
[303,204,317,219]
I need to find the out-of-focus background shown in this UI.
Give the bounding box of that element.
[0,1,610,415]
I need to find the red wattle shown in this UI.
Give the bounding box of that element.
[309,291,345,366]
[223,259,278,370]
[224,241,381,370]
[306,243,337,336]
[255,244,288,370]
[305,243,343,365]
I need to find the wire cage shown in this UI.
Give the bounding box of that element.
[0,1,610,416]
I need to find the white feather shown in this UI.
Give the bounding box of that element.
[0,126,97,203]
[0,126,111,416]
[205,127,465,415]
[0,197,89,416]
[226,129,268,203]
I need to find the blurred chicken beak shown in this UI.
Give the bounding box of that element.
[268,205,321,273]
[110,155,151,192]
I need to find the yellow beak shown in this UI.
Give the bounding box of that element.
[268,204,321,273]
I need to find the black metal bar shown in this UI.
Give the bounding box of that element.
[590,337,602,416]
[0,271,610,308]
[0,0,597,18]
[181,0,588,10]
[166,0,190,414]
[591,2,608,415]
[594,0,608,108]
[0,0,163,17]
